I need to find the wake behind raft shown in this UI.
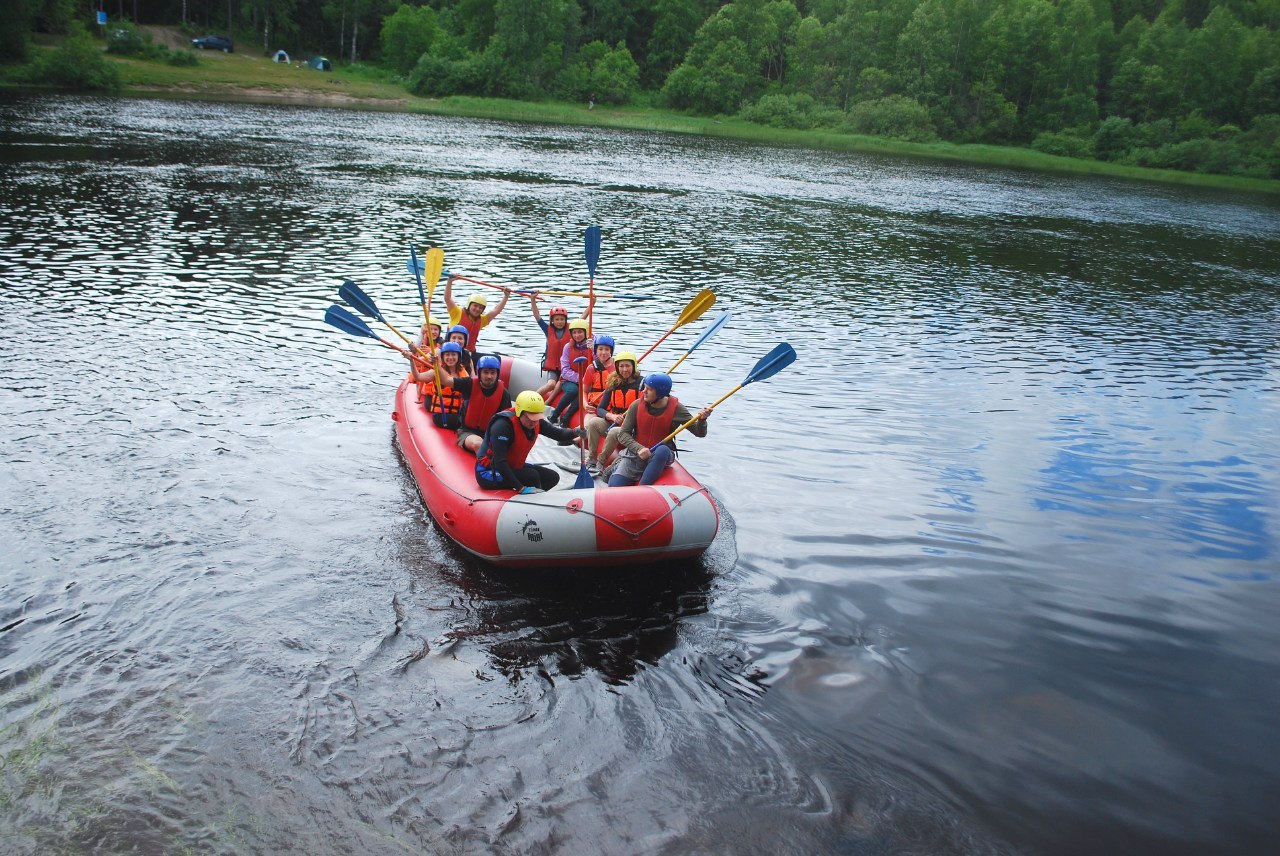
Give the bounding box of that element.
[393,354,720,568]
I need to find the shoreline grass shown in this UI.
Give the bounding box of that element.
[4,36,1278,197]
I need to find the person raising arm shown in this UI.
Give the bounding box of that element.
[606,372,711,488]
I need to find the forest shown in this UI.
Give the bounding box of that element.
[4,0,1279,178]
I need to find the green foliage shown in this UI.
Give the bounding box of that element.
[741,92,842,128]
[106,22,148,57]
[662,36,751,113]
[845,94,937,141]
[1031,129,1095,158]
[380,4,440,76]
[167,50,198,67]
[4,0,1276,182]
[410,33,488,97]
[21,22,120,91]
[590,41,640,104]
[1093,116,1138,160]
[1,0,38,60]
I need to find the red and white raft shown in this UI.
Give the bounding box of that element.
[391,355,719,568]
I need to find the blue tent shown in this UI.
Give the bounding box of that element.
[307,56,332,72]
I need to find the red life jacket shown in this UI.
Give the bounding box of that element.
[562,339,592,378]
[456,311,484,349]
[582,357,615,406]
[600,378,641,415]
[634,396,679,448]
[480,410,538,469]
[543,324,570,372]
[463,380,507,431]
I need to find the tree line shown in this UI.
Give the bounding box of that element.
[5,0,1279,178]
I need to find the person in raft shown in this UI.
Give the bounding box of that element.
[606,372,711,488]
[409,342,470,428]
[444,278,509,353]
[547,319,593,425]
[412,316,445,351]
[582,349,640,476]
[530,294,594,400]
[475,391,585,494]
[579,334,616,414]
[443,324,476,374]
[428,354,512,453]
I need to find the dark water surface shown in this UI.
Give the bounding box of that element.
[2,94,1279,855]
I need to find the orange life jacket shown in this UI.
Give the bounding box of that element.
[423,365,468,419]
[582,357,615,407]
[599,377,641,415]
[634,396,679,449]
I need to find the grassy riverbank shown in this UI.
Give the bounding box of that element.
[6,28,1279,197]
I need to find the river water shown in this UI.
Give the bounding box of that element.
[2,94,1278,855]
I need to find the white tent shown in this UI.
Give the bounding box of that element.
[272,50,289,63]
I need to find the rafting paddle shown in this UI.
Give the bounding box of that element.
[667,310,731,374]
[584,225,601,333]
[571,355,593,488]
[409,243,429,324]
[338,280,428,359]
[324,304,413,358]
[638,288,716,363]
[656,342,797,447]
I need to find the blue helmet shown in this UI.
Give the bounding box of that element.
[440,341,463,355]
[642,372,672,398]
[476,355,501,372]
[447,324,469,343]
[593,334,616,351]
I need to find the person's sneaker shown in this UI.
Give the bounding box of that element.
[587,460,601,477]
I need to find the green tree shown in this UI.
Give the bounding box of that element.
[381,3,441,75]
[591,40,640,103]
[23,21,120,90]
[647,0,713,87]
[1182,5,1249,121]
[1,0,39,60]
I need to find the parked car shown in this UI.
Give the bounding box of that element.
[191,35,234,53]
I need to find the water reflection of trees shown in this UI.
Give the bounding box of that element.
[448,561,715,685]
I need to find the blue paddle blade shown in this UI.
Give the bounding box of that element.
[573,465,594,489]
[324,304,378,340]
[408,243,426,306]
[584,225,602,277]
[338,280,385,323]
[689,311,731,352]
[406,257,426,275]
[743,343,797,385]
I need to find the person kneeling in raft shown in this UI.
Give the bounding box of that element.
[475,391,585,494]
[429,354,512,454]
[606,372,711,488]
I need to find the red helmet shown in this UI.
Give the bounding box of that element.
[550,305,568,318]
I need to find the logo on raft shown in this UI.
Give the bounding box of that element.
[520,519,543,542]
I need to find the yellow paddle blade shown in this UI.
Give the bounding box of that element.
[674,288,715,330]
[425,247,444,293]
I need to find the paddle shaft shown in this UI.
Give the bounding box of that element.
[667,351,692,373]
[657,383,740,446]
[638,289,715,363]
[448,273,545,301]
[409,243,430,325]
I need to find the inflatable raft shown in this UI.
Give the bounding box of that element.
[392,355,719,568]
